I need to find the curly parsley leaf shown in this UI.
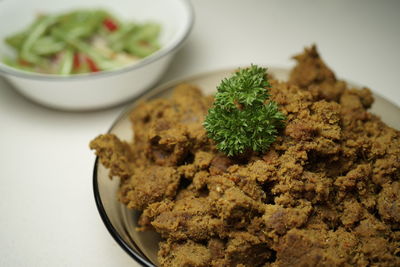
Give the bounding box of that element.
[204,65,285,156]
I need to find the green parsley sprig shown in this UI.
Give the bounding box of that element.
[203,65,285,156]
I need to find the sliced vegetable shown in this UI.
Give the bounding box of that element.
[126,40,160,58]
[128,23,160,42]
[20,15,57,63]
[59,49,74,75]
[2,9,161,75]
[5,32,26,50]
[31,36,65,55]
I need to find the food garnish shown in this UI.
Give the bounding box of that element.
[203,65,286,156]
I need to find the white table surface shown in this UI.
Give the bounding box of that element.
[1,0,399,266]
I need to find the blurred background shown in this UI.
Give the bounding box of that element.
[0,0,399,266]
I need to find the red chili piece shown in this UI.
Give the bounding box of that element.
[19,59,31,66]
[139,40,150,47]
[73,53,81,69]
[85,56,100,72]
[103,18,118,32]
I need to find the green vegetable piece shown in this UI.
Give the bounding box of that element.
[203,65,286,156]
[20,15,57,63]
[108,23,137,43]
[5,31,27,50]
[31,36,65,55]
[123,22,160,57]
[59,49,74,75]
[108,23,137,52]
[125,40,159,58]
[55,10,108,40]
[127,22,160,44]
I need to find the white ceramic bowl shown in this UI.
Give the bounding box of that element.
[0,0,193,111]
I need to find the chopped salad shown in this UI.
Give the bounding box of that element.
[3,9,161,75]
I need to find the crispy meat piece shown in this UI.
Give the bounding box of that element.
[91,45,400,267]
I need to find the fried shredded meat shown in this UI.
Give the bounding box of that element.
[90,45,400,267]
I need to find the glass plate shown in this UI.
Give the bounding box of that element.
[92,67,400,266]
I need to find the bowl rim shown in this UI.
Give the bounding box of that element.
[0,0,194,82]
